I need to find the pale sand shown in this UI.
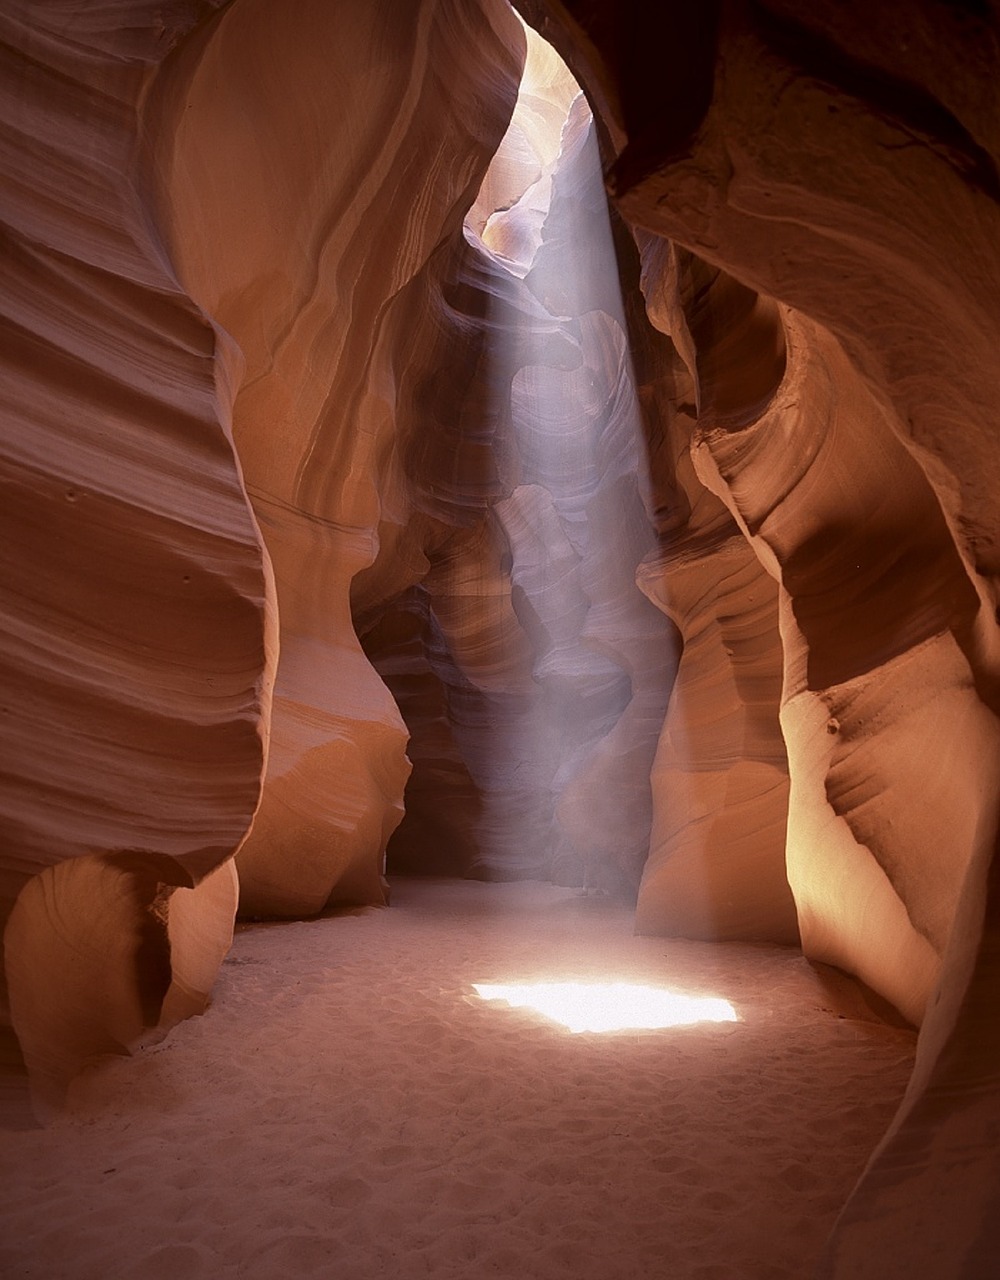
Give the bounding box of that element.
[0,877,916,1279]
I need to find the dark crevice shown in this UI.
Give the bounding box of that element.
[749,1,1000,202]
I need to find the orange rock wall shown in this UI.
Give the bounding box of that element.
[0,0,268,1114]
[519,0,1000,1272]
[634,239,796,943]
[147,0,526,914]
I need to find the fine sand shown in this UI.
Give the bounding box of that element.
[0,877,916,1279]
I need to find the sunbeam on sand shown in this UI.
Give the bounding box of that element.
[0,878,916,1280]
[472,981,738,1033]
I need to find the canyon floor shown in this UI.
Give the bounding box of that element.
[0,877,916,1279]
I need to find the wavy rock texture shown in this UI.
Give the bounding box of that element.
[0,0,268,1115]
[694,309,989,1025]
[147,0,527,915]
[634,238,797,943]
[519,0,1000,1273]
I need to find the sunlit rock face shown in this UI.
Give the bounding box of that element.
[519,0,1000,1272]
[0,0,268,1113]
[634,239,797,944]
[358,28,676,894]
[692,304,987,1024]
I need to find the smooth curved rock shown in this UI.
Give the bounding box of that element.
[689,306,990,1018]
[519,1,1000,1271]
[636,531,795,943]
[6,6,1000,1270]
[147,0,527,914]
[689,309,989,1021]
[6,855,238,1111]
[0,0,270,1116]
[633,236,796,942]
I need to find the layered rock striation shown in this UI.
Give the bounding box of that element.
[0,0,269,1114]
[634,240,796,942]
[146,0,529,917]
[520,0,1000,1272]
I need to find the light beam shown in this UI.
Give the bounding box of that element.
[460,15,677,891]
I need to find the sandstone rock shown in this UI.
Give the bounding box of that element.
[6,856,238,1111]
[633,238,796,943]
[147,0,527,914]
[519,1,1000,1270]
[0,0,270,1116]
[690,308,989,1021]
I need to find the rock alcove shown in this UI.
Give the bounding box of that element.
[2,1,1000,1274]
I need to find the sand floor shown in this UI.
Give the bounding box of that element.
[0,877,916,1279]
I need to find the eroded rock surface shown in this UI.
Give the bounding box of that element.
[148,0,527,914]
[634,239,796,943]
[0,0,268,1114]
[520,1,1000,1273]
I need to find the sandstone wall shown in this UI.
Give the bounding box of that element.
[634,239,797,943]
[147,0,526,915]
[0,0,269,1115]
[519,0,1000,1272]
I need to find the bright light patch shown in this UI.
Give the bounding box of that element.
[472,982,738,1034]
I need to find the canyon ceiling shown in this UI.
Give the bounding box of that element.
[2,0,1000,1274]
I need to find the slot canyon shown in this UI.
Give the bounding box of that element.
[2,0,999,1276]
